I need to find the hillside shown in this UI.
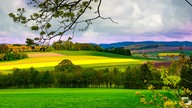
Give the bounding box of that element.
[99,41,192,48]
[0,51,147,72]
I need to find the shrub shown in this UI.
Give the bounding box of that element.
[180,56,192,99]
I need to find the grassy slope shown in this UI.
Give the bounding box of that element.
[0,88,176,108]
[54,50,148,59]
[0,50,149,72]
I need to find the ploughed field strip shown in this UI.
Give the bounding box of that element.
[28,52,65,57]
[0,52,144,71]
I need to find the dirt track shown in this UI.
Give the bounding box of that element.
[28,52,65,57]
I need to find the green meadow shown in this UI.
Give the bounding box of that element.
[0,88,176,108]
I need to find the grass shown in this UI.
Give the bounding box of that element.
[0,88,174,108]
[0,51,147,72]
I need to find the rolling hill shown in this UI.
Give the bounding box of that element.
[0,51,147,73]
[99,41,192,48]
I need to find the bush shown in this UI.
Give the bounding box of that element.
[180,56,192,99]
[149,81,164,89]
[0,51,28,62]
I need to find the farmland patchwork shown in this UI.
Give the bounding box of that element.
[0,52,143,71]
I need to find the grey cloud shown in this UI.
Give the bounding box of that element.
[0,0,192,44]
[83,0,192,41]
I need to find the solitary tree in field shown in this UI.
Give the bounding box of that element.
[9,0,116,43]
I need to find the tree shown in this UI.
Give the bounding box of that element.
[140,64,152,82]
[25,38,36,47]
[82,68,96,87]
[0,45,9,53]
[12,69,31,88]
[41,71,54,87]
[180,56,192,99]
[55,59,76,72]
[9,0,116,43]
[57,72,67,87]
[29,67,41,88]
[95,70,104,87]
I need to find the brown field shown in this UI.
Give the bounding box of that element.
[28,52,65,58]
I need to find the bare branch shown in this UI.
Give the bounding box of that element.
[185,0,192,7]
[9,0,117,43]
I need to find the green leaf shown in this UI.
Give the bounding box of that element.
[48,31,55,36]
[17,8,21,11]
[40,31,45,36]
[31,26,39,31]
[46,23,51,29]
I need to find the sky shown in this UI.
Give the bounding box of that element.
[0,0,192,44]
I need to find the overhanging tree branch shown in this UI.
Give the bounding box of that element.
[185,0,192,7]
[8,0,116,44]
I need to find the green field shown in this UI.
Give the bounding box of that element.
[146,50,192,57]
[0,51,148,72]
[0,88,175,108]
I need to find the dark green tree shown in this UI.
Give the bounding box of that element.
[41,71,54,87]
[124,66,144,89]
[140,64,152,82]
[66,73,75,88]
[12,69,31,88]
[29,67,41,88]
[0,74,12,88]
[82,68,96,87]
[55,59,76,72]
[103,68,110,87]
[57,72,67,87]
[95,70,104,87]
[112,68,123,88]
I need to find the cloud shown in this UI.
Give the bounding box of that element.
[0,0,192,44]
[89,0,192,42]
[0,31,7,36]
[0,0,38,43]
[73,28,108,43]
[97,0,191,33]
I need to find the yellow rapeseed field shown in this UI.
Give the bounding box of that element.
[158,53,180,57]
[0,52,143,71]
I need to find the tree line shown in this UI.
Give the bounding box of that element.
[53,41,103,51]
[103,47,132,56]
[0,59,161,89]
[53,41,132,56]
[0,44,28,61]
